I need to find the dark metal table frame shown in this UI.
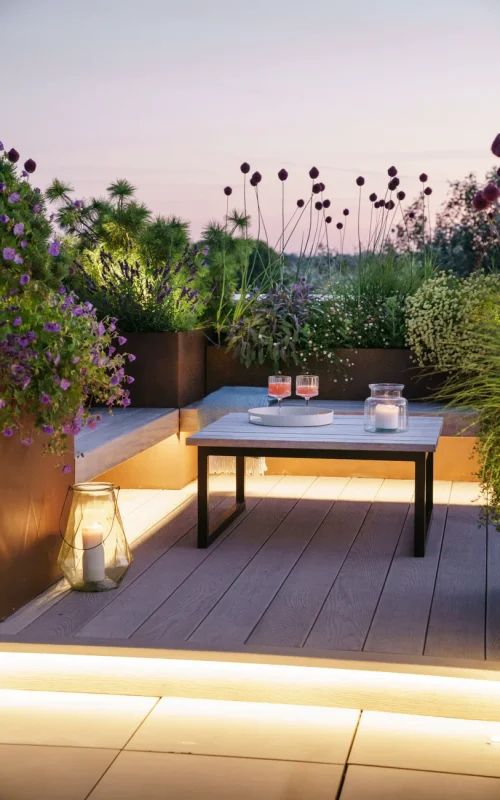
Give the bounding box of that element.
[197,446,434,556]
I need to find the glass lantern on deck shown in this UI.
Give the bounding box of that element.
[58,482,132,591]
[364,383,408,433]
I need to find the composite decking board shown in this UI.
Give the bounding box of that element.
[187,413,443,452]
[486,520,500,660]
[363,482,452,655]
[186,477,337,648]
[304,480,411,652]
[424,483,487,660]
[76,476,285,641]
[17,491,223,642]
[129,477,319,644]
[247,491,370,648]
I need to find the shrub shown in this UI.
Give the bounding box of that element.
[405,271,500,367]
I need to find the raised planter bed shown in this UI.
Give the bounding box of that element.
[0,431,75,620]
[124,330,206,408]
[207,345,442,400]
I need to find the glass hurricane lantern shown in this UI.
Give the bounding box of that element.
[364,383,408,432]
[58,482,132,592]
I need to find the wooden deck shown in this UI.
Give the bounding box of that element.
[1,475,496,664]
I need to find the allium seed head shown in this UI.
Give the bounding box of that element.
[322,199,331,208]
[385,200,395,210]
[424,186,432,196]
[356,176,365,186]
[369,193,377,202]
[315,201,322,210]
[325,215,332,223]
[397,190,406,201]
[251,171,262,185]
[387,166,398,177]
[297,198,305,208]
[336,222,343,229]
[491,134,500,158]
[472,191,489,211]
[342,208,349,216]
[240,162,250,174]
[309,166,319,179]
[419,172,428,182]
[278,168,288,181]
[388,177,400,191]
[483,182,500,202]
[7,148,19,163]
[223,186,232,196]
[312,183,322,194]
[24,158,36,173]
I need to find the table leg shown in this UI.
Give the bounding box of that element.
[414,452,427,557]
[426,451,434,523]
[197,448,209,548]
[197,449,246,549]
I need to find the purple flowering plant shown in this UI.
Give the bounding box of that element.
[0,282,132,453]
[0,143,71,284]
[0,140,133,454]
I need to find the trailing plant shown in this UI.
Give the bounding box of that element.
[0,140,132,463]
[405,271,500,366]
[74,246,208,332]
[0,282,132,463]
[225,281,312,369]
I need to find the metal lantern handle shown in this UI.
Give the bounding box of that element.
[59,484,121,550]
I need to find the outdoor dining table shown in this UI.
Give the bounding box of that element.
[187,412,443,557]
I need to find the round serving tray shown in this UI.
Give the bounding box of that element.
[248,406,334,427]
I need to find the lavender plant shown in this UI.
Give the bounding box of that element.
[75,246,207,332]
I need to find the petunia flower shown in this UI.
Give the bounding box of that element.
[19,273,30,285]
[40,393,51,405]
[3,247,16,261]
[12,317,22,327]
[48,240,61,256]
[13,222,24,236]
[59,378,71,391]
[42,424,54,435]
[20,240,28,249]
[2,427,14,437]
[117,335,127,345]
[14,254,23,265]
[8,192,20,204]
[0,214,9,223]
[43,322,61,333]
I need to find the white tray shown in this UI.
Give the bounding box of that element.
[248,406,334,427]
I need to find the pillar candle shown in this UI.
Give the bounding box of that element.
[82,521,106,583]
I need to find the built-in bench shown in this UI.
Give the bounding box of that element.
[75,408,179,482]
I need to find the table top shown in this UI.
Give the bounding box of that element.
[187,413,444,452]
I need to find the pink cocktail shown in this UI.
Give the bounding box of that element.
[296,375,319,406]
[268,375,291,411]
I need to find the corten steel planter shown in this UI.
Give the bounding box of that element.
[207,345,441,400]
[124,331,206,408]
[0,431,75,620]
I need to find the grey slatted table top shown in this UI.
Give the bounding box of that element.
[187,412,443,452]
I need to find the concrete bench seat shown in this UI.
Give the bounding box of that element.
[75,408,179,482]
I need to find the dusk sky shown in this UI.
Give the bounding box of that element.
[2,0,499,251]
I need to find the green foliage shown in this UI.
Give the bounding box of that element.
[405,271,500,366]
[0,154,71,284]
[225,282,312,369]
[73,246,207,332]
[303,253,434,364]
[432,290,500,526]
[140,216,190,265]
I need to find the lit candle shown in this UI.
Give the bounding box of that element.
[82,521,106,583]
[374,403,399,431]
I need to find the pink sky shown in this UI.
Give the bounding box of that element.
[2,0,499,252]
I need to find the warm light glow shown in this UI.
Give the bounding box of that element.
[2,647,500,722]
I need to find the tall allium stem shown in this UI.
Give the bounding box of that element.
[357,186,362,259]
[367,204,374,250]
[282,199,311,252]
[302,182,314,259]
[308,209,321,260]
[427,196,432,243]
[398,201,411,250]
[281,181,285,282]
